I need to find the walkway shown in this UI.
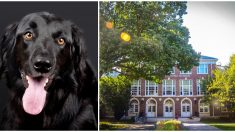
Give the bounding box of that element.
[121,123,155,130]
[182,122,221,131]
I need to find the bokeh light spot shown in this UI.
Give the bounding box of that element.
[106,21,113,29]
[120,32,131,42]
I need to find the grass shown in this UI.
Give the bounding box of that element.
[100,121,129,130]
[100,118,134,124]
[201,118,235,130]
[99,119,134,130]
[156,119,183,130]
[208,123,235,130]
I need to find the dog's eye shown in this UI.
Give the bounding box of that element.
[57,38,65,45]
[23,32,33,41]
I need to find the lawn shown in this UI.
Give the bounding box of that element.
[207,123,235,130]
[201,118,235,130]
[100,121,129,130]
[100,119,134,130]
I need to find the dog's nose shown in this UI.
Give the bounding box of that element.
[33,59,52,73]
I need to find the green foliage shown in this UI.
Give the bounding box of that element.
[156,119,182,130]
[100,76,131,120]
[100,1,200,83]
[211,124,235,130]
[99,121,129,130]
[205,54,235,117]
[201,118,235,130]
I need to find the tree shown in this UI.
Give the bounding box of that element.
[205,54,235,119]
[100,1,200,83]
[100,76,131,120]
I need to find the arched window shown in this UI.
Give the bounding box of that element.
[147,100,156,112]
[130,100,139,113]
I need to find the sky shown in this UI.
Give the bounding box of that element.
[183,2,235,66]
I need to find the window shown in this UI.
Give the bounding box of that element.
[147,100,156,112]
[182,100,191,112]
[180,70,192,74]
[199,101,209,113]
[131,80,141,96]
[165,100,173,112]
[145,81,157,96]
[130,100,139,113]
[197,64,208,74]
[180,80,193,95]
[162,80,176,96]
[197,79,205,95]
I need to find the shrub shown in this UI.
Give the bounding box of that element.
[156,119,182,130]
[100,121,128,130]
[100,122,114,130]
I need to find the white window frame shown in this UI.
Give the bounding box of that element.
[180,70,192,74]
[131,80,141,96]
[145,80,157,96]
[197,64,208,74]
[197,79,205,95]
[162,80,176,96]
[180,80,193,96]
[130,101,139,113]
[199,101,209,113]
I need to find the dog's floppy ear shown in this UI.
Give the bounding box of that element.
[0,23,18,75]
[71,24,87,77]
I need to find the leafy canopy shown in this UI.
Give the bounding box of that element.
[100,1,200,82]
[99,76,131,120]
[205,54,235,114]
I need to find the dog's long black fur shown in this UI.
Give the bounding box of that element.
[0,12,97,130]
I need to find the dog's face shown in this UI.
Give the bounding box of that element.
[2,12,85,115]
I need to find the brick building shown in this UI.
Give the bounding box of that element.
[128,55,222,119]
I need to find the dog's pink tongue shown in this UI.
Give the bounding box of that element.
[22,76,47,115]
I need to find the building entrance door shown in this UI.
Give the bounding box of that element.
[181,100,191,117]
[146,100,156,117]
[164,100,174,117]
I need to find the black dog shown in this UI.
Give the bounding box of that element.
[0,12,97,130]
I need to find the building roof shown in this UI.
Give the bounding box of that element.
[200,55,218,60]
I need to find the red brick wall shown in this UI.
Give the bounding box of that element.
[130,62,218,117]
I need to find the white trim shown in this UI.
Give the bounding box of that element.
[180,79,193,96]
[162,79,176,96]
[142,95,203,97]
[198,99,210,114]
[181,98,192,117]
[197,79,205,95]
[197,64,208,74]
[131,80,141,96]
[163,98,175,117]
[131,95,142,97]
[145,80,158,96]
[199,60,217,64]
[130,98,140,114]
[146,98,157,117]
